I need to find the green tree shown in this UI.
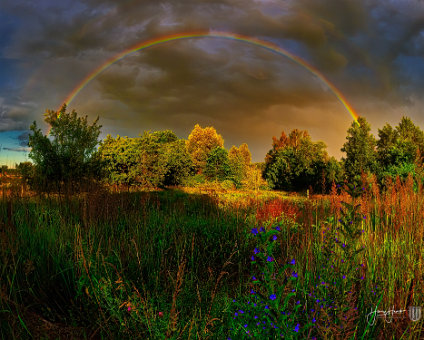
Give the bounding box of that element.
[98,130,192,188]
[98,135,140,186]
[162,140,193,186]
[376,117,424,184]
[205,146,231,182]
[28,104,102,194]
[186,124,224,173]
[228,143,252,187]
[341,116,377,183]
[264,129,329,191]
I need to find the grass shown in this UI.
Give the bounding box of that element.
[0,177,423,339]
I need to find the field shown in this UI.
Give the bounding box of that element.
[1,177,423,339]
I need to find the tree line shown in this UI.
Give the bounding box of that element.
[17,105,424,194]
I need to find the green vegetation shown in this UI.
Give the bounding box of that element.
[3,107,424,338]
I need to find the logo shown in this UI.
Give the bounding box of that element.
[408,306,422,322]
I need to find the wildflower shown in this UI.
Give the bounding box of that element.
[128,306,131,312]
[290,259,296,265]
[251,228,258,235]
[244,324,248,328]
[292,271,298,278]
[159,311,163,317]
[250,289,255,294]
[275,226,281,231]
[260,227,265,232]
[254,248,260,254]
[343,275,346,279]
[265,305,269,310]
[272,235,277,241]
[294,324,300,332]
[312,318,316,323]
[251,255,255,261]
[270,294,277,300]
[267,256,273,262]
[252,276,257,281]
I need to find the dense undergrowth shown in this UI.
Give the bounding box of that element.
[1,177,423,339]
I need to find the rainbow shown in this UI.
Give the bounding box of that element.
[59,30,359,125]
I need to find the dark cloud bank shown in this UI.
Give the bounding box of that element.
[1,0,424,160]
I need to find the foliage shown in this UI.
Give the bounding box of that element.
[98,135,141,186]
[204,146,231,182]
[341,117,377,182]
[228,143,252,187]
[99,130,193,188]
[242,165,269,191]
[376,117,424,184]
[186,124,224,173]
[264,129,329,192]
[28,104,102,194]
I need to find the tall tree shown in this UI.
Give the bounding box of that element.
[228,143,252,187]
[264,129,329,191]
[341,117,377,183]
[186,124,224,173]
[205,146,231,182]
[28,104,102,193]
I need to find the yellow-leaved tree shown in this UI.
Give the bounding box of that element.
[186,124,224,173]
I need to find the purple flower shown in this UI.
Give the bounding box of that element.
[267,256,273,262]
[294,324,300,333]
[342,243,346,248]
[343,275,346,279]
[290,259,296,265]
[252,276,257,281]
[259,227,265,233]
[292,271,298,278]
[251,228,258,235]
[272,235,277,241]
[270,294,276,300]
[251,255,255,261]
[275,226,281,231]
[250,289,255,294]
[254,247,260,254]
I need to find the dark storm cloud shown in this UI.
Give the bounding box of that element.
[17,131,29,147]
[3,146,30,152]
[1,0,424,161]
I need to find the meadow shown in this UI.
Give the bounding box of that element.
[0,176,423,339]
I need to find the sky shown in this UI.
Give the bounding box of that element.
[1,0,424,166]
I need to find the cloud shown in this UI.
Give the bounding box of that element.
[17,131,30,147]
[2,146,30,153]
[1,0,424,161]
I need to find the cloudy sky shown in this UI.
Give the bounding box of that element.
[1,0,424,165]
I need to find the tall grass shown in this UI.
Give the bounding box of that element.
[1,177,423,339]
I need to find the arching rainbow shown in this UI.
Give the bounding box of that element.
[58,31,359,126]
